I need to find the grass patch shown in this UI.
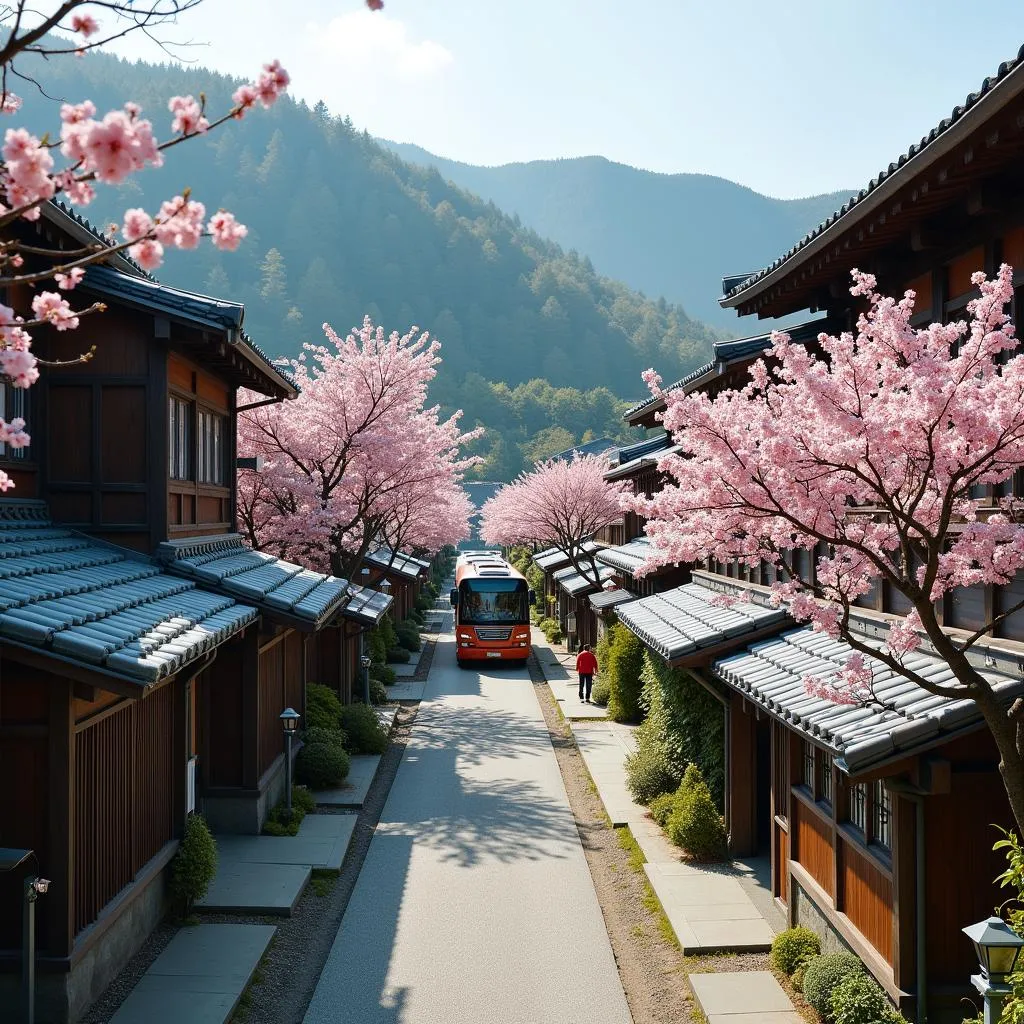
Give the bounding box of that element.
[311,866,340,879]
[311,875,336,898]
[615,825,647,874]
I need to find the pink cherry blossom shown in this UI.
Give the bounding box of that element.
[54,267,85,290]
[0,91,21,114]
[128,238,164,271]
[155,196,206,249]
[121,207,154,241]
[168,95,209,135]
[71,14,100,37]
[231,84,258,117]
[207,210,247,251]
[31,291,79,330]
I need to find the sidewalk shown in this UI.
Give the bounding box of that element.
[531,627,608,720]
[530,630,800,1022]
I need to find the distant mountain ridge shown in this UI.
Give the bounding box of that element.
[380,142,854,329]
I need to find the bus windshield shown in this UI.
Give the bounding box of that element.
[458,579,529,626]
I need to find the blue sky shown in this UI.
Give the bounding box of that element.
[109,0,1024,199]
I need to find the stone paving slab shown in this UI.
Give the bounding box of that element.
[196,861,309,916]
[314,755,382,807]
[110,924,275,1024]
[390,661,418,678]
[376,704,400,733]
[690,972,801,1022]
[217,814,356,872]
[385,678,427,700]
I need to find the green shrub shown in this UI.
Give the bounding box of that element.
[830,972,905,1024]
[636,651,725,809]
[370,663,396,685]
[625,742,678,804]
[648,791,676,827]
[387,647,411,664]
[410,607,425,626]
[305,682,343,731]
[370,678,388,705]
[339,702,390,754]
[293,785,316,815]
[591,674,611,706]
[770,926,821,976]
[396,619,421,651]
[296,741,351,788]
[366,617,398,664]
[607,627,644,723]
[802,952,866,1022]
[792,963,808,992]
[665,765,727,859]
[303,725,346,749]
[169,814,217,917]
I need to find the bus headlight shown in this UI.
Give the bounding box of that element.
[460,633,470,639]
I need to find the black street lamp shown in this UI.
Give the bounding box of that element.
[280,707,300,816]
[1,849,49,1024]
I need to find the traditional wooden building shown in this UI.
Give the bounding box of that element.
[614,43,1024,1022]
[361,548,428,622]
[0,205,389,1021]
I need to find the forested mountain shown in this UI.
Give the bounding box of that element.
[14,47,720,424]
[382,142,854,330]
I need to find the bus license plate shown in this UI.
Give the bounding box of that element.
[486,651,501,658]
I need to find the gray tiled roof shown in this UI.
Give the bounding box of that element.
[614,433,671,464]
[0,502,256,684]
[342,584,393,627]
[596,537,660,575]
[589,588,637,611]
[720,44,1024,307]
[553,562,615,596]
[604,441,679,480]
[615,582,787,662]
[364,548,427,580]
[546,437,619,464]
[712,626,1024,773]
[534,540,604,572]
[157,535,349,629]
[625,320,828,420]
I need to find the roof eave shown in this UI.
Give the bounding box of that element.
[720,55,1024,312]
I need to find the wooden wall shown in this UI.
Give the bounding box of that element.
[257,629,304,778]
[37,306,158,551]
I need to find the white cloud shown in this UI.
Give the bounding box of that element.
[307,11,453,80]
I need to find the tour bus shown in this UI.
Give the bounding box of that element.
[450,551,536,667]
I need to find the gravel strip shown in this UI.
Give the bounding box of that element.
[527,651,769,1024]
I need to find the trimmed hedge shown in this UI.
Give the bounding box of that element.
[395,619,421,652]
[625,742,678,805]
[370,663,396,685]
[606,625,644,723]
[170,814,217,917]
[296,740,351,789]
[305,682,343,731]
[830,972,905,1024]
[665,764,727,860]
[802,952,866,1023]
[303,725,346,749]
[339,702,389,754]
[770,926,821,976]
[386,647,411,664]
[370,679,388,705]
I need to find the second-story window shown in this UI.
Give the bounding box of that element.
[0,382,28,459]
[197,409,226,485]
[169,395,191,480]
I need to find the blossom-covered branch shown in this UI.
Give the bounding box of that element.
[631,264,1024,830]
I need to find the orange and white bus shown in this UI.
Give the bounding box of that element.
[450,551,536,667]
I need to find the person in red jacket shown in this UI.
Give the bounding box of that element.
[575,644,599,703]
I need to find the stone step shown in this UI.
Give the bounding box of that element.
[689,971,802,1023]
[216,813,357,872]
[109,923,275,1024]
[314,754,381,808]
[196,861,310,916]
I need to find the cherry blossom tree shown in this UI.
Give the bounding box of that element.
[479,454,625,585]
[631,264,1024,831]
[237,316,480,578]
[0,0,385,492]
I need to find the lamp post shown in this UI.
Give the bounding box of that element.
[279,708,300,817]
[361,654,372,705]
[963,915,1024,1023]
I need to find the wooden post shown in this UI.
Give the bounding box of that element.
[728,700,758,857]
[240,627,260,790]
[47,678,74,957]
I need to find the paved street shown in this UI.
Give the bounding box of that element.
[304,625,632,1024]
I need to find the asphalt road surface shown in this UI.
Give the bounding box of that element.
[303,625,632,1024]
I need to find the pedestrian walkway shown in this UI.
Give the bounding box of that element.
[109,923,275,1024]
[199,812,357,915]
[530,631,788,1008]
[315,754,382,807]
[531,628,607,720]
[304,620,631,1023]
